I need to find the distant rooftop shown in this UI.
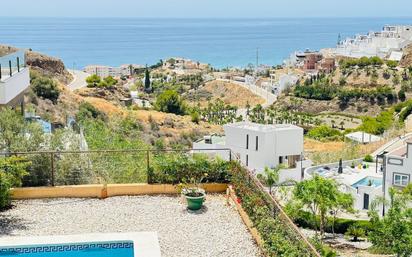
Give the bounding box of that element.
[224,122,302,132]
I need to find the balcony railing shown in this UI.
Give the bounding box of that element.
[0,50,25,81]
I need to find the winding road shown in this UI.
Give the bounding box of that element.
[67,69,90,90]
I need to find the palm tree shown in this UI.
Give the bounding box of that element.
[261,165,285,195]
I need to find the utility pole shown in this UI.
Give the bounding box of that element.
[256,48,259,68]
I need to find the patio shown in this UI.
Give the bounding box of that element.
[0,195,261,257]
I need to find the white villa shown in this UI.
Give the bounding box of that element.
[384,141,412,201]
[305,139,412,215]
[305,160,383,214]
[0,50,30,112]
[327,25,412,61]
[193,122,310,183]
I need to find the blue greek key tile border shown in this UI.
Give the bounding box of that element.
[0,241,133,254]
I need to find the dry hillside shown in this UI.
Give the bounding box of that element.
[186,80,265,107]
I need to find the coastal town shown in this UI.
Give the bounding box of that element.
[1,23,412,257]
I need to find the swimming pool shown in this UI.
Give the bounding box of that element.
[0,233,161,257]
[352,176,382,188]
[0,241,134,257]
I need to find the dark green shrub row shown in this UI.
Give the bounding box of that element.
[339,56,384,69]
[295,81,396,104]
[292,210,372,235]
[149,154,231,184]
[229,162,316,257]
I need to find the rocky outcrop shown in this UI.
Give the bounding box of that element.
[400,44,412,67]
[76,85,130,105]
[0,45,72,84]
[26,50,72,84]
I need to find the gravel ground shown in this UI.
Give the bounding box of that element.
[0,195,261,257]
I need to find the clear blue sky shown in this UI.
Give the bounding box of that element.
[4,0,412,18]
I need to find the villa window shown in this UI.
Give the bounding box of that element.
[246,134,249,149]
[246,154,249,167]
[255,136,259,151]
[393,173,409,187]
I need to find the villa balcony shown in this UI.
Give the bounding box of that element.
[0,51,30,106]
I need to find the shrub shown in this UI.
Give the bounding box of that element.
[307,125,341,141]
[0,157,30,209]
[386,60,399,68]
[155,90,186,115]
[31,76,60,103]
[0,172,11,209]
[399,102,412,122]
[151,154,230,184]
[86,75,117,88]
[86,74,101,87]
[190,111,200,124]
[76,102,106,123]
[345,225,365,241]
[291,209,372,235]
[398,89,406,102]
[364,154,374,162]
[358,110,394,135]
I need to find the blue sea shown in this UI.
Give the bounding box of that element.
[1,17,411,69]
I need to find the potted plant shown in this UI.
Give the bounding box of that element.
[181,187,206,211]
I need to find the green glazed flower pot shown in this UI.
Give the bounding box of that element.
[185,193,205,211]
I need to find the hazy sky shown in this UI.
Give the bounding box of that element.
[4,0,412,18]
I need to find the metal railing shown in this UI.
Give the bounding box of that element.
[1,148,232,187]
[0,50,25,81]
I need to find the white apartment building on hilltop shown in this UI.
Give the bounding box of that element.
[329,25,412,61]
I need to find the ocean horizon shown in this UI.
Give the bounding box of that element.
[1,17,412,69]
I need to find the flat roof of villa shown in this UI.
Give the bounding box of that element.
[224,122,302,132]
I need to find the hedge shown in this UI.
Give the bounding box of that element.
[292,210,372,235]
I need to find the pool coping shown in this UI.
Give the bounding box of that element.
[0,232,161,257]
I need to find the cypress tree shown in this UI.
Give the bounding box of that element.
[144,67,151,93]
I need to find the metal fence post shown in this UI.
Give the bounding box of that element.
[9,60,12,77]
[146,150,150,184]
[50,152,55,186]
[17,57,20,72]
[0,64,2,79]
